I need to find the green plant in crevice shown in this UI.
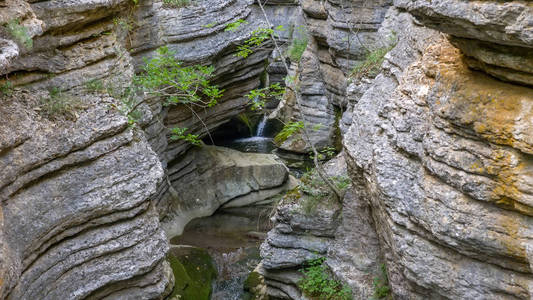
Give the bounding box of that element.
[274,121,304,145]
[113,16,134,33]
[309,146,337,161]
[287,35,308,62]
[84,79,105,93]
[350,32,397,80]
[0,81,13,97]
[286,26,308,63]
[4,18,33,49]
[297,168,351,214]
[202,22,216,28]
[40,87,83,120]
[225,19,248,32]
[299,257,353,300]
[372,264,391,299]
[163,0,191,8]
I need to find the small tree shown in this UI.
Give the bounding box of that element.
[245,1,343,202]
[121,46,224,144]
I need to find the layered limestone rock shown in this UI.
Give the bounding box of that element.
[258,194,339,299]
[274,0,392,153]
[395,0,533,86]
[0,0,299,298]
[257,155,375,299]
[263,1,533,299]
[0,90,171,299]
[161,145,296,237]
[344,4,533,299]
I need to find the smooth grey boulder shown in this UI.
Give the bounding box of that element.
[162,146,293,237]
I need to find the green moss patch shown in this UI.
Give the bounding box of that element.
[167,246,217,300]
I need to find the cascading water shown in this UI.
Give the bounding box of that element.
[229,114,275,153]
[255,115,268,137]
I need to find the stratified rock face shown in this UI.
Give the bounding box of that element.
[258,155,360,299]
[0,0,300,298]
[0,91,170,299]
[258,199,339,299]
[395,0,533,86]
[275,0,392,153]
[344,4,533,299]
[161,146,293,237]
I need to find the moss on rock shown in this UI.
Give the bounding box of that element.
[167,246,217,300]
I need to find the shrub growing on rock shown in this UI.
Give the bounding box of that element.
[299,257,352,300]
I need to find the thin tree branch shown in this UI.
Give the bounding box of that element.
[256,0,343,203]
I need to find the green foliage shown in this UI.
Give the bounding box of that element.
[350,33,397,79]
[299,257,353,300]
[287,26,308,62]
[225,19,248,32]
[333,175,351,190]
[0,81,13,97]
[298,168,350,214]
[84,79,105,93]
[40,87,83,120]
[136,46,223,108]
[113,17,133,32]
[372,264,391,299]
[246,83,284,110]
[163,0,191,8]
[287,37,307,62]
[238,113,253,136]
[309,146,337,161]
[274,121,304,144]
[202,22,216,28]
[114,85,143,126]
[170,127,202,146]
[4,18,32,49]
[236,27,276,58]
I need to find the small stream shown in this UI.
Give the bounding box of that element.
[218,115,276,153]
[169,115,311,299]
[171,207,272,300]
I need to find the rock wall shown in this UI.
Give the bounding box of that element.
[0,91,171,299]
[274,0,392,153]
[0,0,301,298]
[344,1,533,298]
[2,0,533,298]
[262,0,533,299]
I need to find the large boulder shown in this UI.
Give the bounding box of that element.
[161,146,295,237]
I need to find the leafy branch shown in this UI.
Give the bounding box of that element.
[254,0,343,202]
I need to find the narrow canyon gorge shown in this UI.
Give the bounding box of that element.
[0,0,532,299]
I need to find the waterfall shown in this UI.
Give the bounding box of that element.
[255,115,268,137]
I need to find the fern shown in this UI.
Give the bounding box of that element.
[274,121,304,144]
